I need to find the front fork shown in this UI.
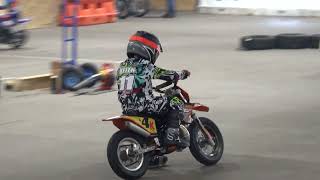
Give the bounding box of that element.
[191,113,215,146]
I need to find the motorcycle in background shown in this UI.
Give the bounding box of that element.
[0,18,31,49]
[116,0,150,19]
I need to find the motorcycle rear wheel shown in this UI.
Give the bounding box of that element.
[189,117,224,166]
[107,130,151,179]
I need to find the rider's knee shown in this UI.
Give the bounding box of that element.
[169,97,184,110]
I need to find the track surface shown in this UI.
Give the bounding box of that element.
[1,14,320,180]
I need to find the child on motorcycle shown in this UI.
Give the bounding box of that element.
[117,31,190,150]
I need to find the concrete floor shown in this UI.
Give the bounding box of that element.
[1,14,320,180]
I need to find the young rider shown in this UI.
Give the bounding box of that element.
[117,31,190,147]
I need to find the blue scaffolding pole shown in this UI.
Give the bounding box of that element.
[61,0,79,65]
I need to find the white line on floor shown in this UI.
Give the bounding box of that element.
[0,77,17,81]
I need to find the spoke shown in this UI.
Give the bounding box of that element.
[198,126,220,157]
[119,144,132,148]
[118,137,144,171]
[125,158,140,167]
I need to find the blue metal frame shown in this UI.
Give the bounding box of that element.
[61,0,79,65]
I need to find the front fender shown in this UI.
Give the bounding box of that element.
[185,103,209,112]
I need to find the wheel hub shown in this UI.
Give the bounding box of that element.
[197,128,218,157]
[117,138,144,172]
[119,148,130,161]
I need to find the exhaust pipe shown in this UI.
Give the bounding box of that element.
[125,121,151,137]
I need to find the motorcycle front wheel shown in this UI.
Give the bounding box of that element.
[107,130,151,179]
[189,117,224,166]
[9,30,29,49]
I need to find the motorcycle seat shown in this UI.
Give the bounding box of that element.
[123,111,162,121]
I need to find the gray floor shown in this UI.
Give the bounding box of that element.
[1,14,320,180]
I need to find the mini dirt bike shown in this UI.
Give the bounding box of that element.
[116,0,150,19]
[103,79,224,179]
[0,18,30,49]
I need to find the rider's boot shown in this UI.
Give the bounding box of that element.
[149,155,168,169]
[164,128,188,148]
[164,111,189,148]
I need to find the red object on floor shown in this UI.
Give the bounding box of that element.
[99,63,115,90]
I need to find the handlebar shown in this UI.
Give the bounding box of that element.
[153,78,179,93]
[153,81,171,93]
[155,81,172,90]
[153,70,190,93]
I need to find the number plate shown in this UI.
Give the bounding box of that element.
[122,116,157,134]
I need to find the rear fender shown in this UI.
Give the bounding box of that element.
[102,116,157,136]
[102,116,127,129]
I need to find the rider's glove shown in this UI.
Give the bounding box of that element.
[180,70,191,80]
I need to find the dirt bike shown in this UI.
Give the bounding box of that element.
[103,79,224,179]
[0,18,30,49]
[116,0,150,19]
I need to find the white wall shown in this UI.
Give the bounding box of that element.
[0,0,5,15]
[199,0,320,10]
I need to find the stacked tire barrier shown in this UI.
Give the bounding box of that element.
[241,34,320,50]
[60,0,117,26]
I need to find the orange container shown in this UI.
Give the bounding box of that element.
[60,0,117,26]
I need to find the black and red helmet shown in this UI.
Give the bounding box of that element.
[127,31,163,64]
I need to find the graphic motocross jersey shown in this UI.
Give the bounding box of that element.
[117,58,184,114]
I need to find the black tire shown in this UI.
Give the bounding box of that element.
[310,34,320,49]
[275,33,311,49]
[240,35,275,50]
[189,117,224,166]
[61,65,84,91]
[107,131,151,179]
[117,0,129,19]
[9,30,29,49]
[132,0,150,17]
[80,63,99,88]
